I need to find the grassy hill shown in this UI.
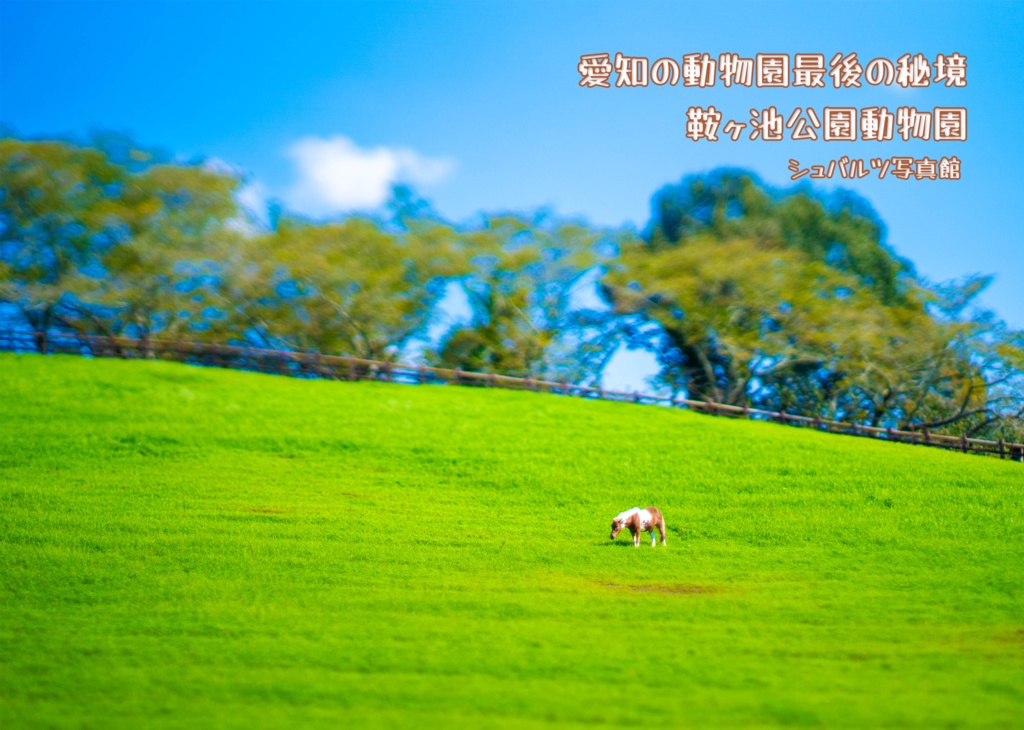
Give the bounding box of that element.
[1,353,1022,728]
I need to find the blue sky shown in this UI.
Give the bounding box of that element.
[2,0,1022,388]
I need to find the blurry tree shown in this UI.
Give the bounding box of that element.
[427,215,612,380]
[648,169,911,305]
[604,170,1024,441]
[209,215,456,359]
[891,276,1024,442]
[605,171,919,406]
[0,139,127,350]
[0,136,239,351]
[604,234,908,407]
[61,163,243,348]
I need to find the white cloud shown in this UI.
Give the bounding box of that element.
[284,135,455,217]
[236,180,268,219]
[230,180,269,235]
[200,158,270,233]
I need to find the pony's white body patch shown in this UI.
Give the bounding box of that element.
[614,507,653,530]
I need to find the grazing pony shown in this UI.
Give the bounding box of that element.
[610,506,667,547]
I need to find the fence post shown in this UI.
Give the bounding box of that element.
[632,391,640,403]
[453,368,461,386]
[418,366,427,385]
[960,433,968,453]
[999,438,1006,459]
[347,359,357,381]
[744,402,751,419]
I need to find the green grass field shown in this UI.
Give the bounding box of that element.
[1,353,1022,728]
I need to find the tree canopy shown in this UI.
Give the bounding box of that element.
[604,170,1023,439]
[2,140,1021,441]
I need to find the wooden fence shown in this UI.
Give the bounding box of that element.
[2,329,1022,462]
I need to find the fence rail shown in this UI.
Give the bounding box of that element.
[2,330,1022,462]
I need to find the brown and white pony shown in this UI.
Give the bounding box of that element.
[610,506,667,547]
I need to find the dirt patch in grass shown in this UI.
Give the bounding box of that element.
[598,581,718,595]
[994,629,1024,646]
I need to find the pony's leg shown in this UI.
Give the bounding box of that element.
[658,519,667,546]
[650,528,656,547]
[632,528,640,547]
